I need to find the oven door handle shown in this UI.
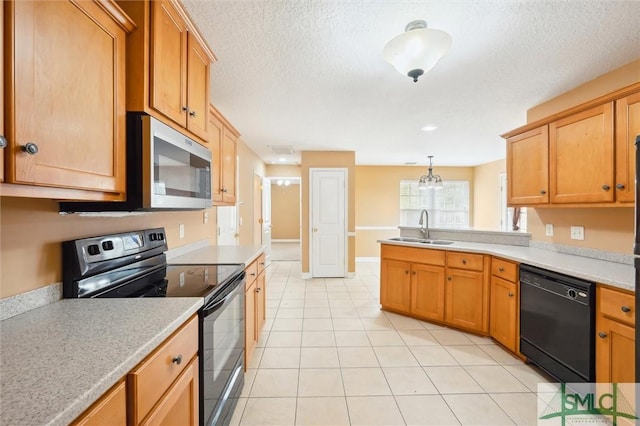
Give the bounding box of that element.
[202,281,244,317]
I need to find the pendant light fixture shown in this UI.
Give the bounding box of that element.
[383,20,452,82]
[418,156,443,190]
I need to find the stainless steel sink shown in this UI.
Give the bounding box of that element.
[388,237,454,245]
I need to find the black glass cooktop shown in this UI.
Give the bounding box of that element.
[164,264,245,299]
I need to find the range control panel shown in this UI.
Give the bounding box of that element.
[72,228,167,264]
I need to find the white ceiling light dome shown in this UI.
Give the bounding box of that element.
[383,20,452,82]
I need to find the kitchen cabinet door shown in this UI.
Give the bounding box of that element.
[1,2,4,182]
[596,316,635,383]
[445,269,486,333]
[245,279,257,369]
[141,357,199,426]
[72,381,126,426]
[6,0,129,195]
[410,263,445,322]
[150,0,188,129]
[506,125,549,205]
[549,103,615,203]
[221,131,237,204]
[256,271,266,333]
[614,92,640,203]
[490,276,517,352]
[380,259,411,314]
[186,32,210,140]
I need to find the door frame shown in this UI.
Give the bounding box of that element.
[308,167,348,278]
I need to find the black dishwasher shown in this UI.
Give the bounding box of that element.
[520,264,595,383]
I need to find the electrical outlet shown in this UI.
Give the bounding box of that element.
[203,211,208,224]
[570,226,584,240]
[179,224,185,239]
[545,224,554,237]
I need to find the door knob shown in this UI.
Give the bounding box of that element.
[22,142,39,155]
[0,135,7,148]
[313,227,318,232]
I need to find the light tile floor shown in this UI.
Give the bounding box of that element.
[230,261,554,426]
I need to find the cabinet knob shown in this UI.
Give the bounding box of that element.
[412,271,416,275]
[602,184,611,191]
[498,267,505,272]
[22,142,39,155]
[222,188,228,193]
[447,276,452,281]
[462,259,467,265]
[540,190,546,195]
[0,135,7,148]
[621,305,631,313]
[182,106,189,112]
[405,270,409,275]
[508,292,514,297]
[250,272,256,277]
[260,262,265,266]
[616,183,625,190]
[256,287,261,293]
[598,332,607,339]
[172,354,183,365]
[189,110,197,118]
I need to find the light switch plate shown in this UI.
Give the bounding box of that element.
[545,224,554,237]
[179,224,185,239]
[570,226,584,240]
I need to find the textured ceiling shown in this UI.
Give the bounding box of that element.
[182,0,640,167]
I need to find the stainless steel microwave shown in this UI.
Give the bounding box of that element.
[60,113,212,212]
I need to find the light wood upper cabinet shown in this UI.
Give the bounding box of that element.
[1,2,5,183]
[615,92,640,203]
[549,102,615,204]
[209,104,238,205]
[4,0,132,197]
[118,0,215,144]
[506,126,549,205]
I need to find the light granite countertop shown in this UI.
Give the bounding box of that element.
[379,239,634,292]
[0,298,203,426]
[168,244,264,266]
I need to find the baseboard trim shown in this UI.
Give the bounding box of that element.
[356,257,381,262]
[272,239,301,243]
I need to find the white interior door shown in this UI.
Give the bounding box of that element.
[310,168,346,278]
[217,205,238,245]
[262,177,272,265]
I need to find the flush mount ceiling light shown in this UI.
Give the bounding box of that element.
[383,20,452,82]
[421,124,438,132]
[418,155,443,190]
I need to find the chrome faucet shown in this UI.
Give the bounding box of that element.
[418,209,429,240]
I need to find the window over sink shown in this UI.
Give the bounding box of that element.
[399,180,470,228]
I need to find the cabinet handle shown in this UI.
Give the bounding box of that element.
[621,305,631,313]
[598,332,607,339]
[540,189,546,195]
[0,135,7,148]
[616,183,625,190]
[462,259,467,265]
[189,110,197,118]
[602,184,611,191]
[172,354,183,365]
[498,267,505,272]
[250,272,256,277]
[447,276,452,281]
[508,292,514,297]
[22,142,39,155]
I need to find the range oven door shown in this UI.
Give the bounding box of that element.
[200,275,245,426]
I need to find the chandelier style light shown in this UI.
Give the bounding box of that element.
[383,20,452,82]
[418,156,443,190]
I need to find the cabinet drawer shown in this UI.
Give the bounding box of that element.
[491,258,518,282]
[381,244,445,266]
[245,260,258,289]
[447,252,485,271]
[257,253,266,275]
[598,286,635,327]
[129,315,198,424]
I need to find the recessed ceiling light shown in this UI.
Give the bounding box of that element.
[421,124,438,132]
[404,162,417,165]
[279,157,287,162]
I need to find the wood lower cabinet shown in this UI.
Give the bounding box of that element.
[380,258,412,313]
[506,125,549,205]
[118,0,215,144]
[71,381,126,426]
[3,0,133,199]
[489,258,519,353]
[410,263,445,321]
[596,286,635,383]
[128,315,199,425]
[444,252,490,334]
[209,105,239,205]
[615,92,640,203]
[245,253,267,370]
